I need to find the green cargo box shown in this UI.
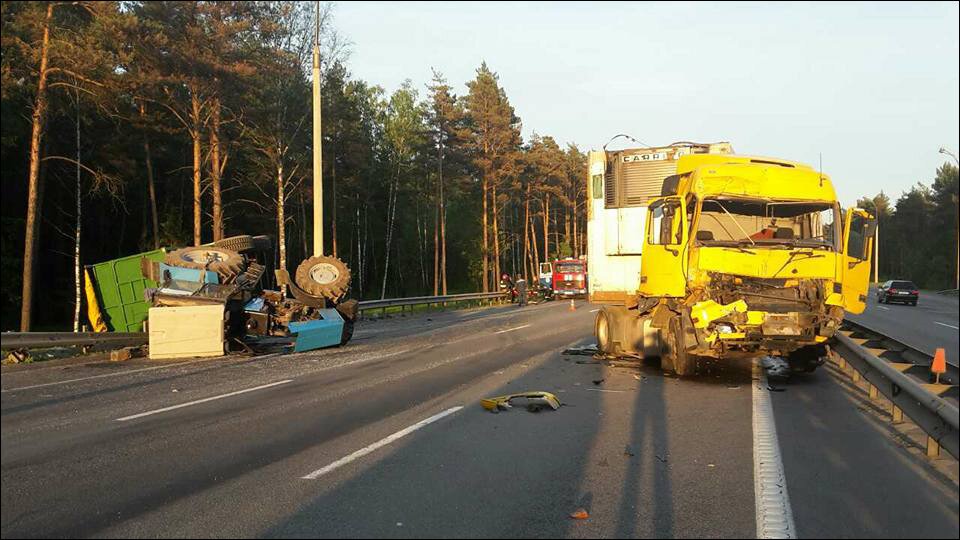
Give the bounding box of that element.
[89,249,166,332]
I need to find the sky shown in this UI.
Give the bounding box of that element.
[333,1,959,206]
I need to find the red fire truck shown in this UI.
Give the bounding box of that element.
[551,258,588,299]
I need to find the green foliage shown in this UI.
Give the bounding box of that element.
[861,163,958,289]
[0,2,588,329]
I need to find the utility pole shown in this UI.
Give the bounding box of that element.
[312,3,323,256]
[940,147,958,289]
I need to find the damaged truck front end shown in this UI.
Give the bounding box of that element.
[594,153,876,375]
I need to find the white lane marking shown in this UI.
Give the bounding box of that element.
[116,380,293,422]
[589,308,600,313]
[301,406,463,480]
[585,388,629,393]
[495,324,531,334]
[0,357,238,393]
[753,372,796,539]
[877,306,890,311]
[935,321,959,330]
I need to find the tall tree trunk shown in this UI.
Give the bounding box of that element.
[331,160,338,257]
[191,89,202,245]
[531,213,541,278]
[73,88,82,332]
[573,204,579,257]
[565,208,571,255]
[433,171,439,296]
[542,195,550,262]
[440,183,448,295]
[523,183,530,281]
[20,2,53,332]
[481,172,489,292]
[140,103,160,249]
[381,165,401,299]
[209,96,223,241]
[492,178,501,283]
[276,161,287,295]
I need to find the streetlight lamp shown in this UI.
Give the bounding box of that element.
[940,147,959,289]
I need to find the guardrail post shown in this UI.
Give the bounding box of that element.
[927,436,941,458]
[868,384,879,400]
[852,369,861,383]
[891,406,903,424]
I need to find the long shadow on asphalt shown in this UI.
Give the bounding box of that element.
[262,347,754,538]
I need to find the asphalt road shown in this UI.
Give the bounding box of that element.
[2,300,957,538]
[848,288,960,366]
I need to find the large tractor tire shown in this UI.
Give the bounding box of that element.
[294,255,351,302]
[212,235,256,254]
[164,246,246,281]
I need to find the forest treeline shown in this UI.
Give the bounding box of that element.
[856,163,958,291]
[0,1,588,331]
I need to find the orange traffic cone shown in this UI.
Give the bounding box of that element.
[932,348,946,384]
[569,299,576,311]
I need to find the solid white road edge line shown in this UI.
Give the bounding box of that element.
[115,379,293,422]
[495,324,531,334]
[935,321,959,330]
[753,372,796,539]
[301,406,464,480]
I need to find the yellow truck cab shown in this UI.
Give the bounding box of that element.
[595,154,877,375]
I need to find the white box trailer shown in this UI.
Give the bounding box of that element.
[586,142,733,304]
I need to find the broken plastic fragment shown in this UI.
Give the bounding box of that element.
[569,509,589,520]
[480,391,562,413]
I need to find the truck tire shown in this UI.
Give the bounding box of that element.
[164,246,246,281]
[666,317,697,376]
[212,235,256,254]
[294,255,351,302]
[595,309,621,355]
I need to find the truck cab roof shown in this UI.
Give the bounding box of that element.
[674,154,837,202]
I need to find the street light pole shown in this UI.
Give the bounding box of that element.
[940,147,958,289]
[312,3,323,257]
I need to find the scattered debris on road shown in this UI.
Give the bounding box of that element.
[592,378,605,385]
[569,508,590,520]
[760,356,791,380]
[562,344,600,356]
[624,444,635,457]
[480,391,561,413]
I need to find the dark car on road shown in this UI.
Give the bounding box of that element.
[876,280,920,306]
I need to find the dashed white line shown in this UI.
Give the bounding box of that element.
[935,321,959,330]
[115,380,293,422]
[495,324,531,334]
[753,372,796,539]
[301,406,463,480]
[589,308,600,313]
[877,306,890,311]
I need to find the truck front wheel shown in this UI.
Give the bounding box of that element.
[664,317,697,376]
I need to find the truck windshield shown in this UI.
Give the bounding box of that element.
[695,198,839,250]
[556,263,584,273]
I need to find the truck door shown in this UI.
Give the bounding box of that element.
[639,196,688,297]
[841,208,876,314]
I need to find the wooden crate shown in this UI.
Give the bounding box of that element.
[148,305,225,360]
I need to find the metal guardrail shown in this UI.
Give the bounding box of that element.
[934,288,959,297]
[833,321,958,460]
[357,291,508,312]
[1,292,509,351]
[0,331,148,350]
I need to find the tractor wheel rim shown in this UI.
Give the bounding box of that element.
[183,250,228,264]
[309,263,340,285]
